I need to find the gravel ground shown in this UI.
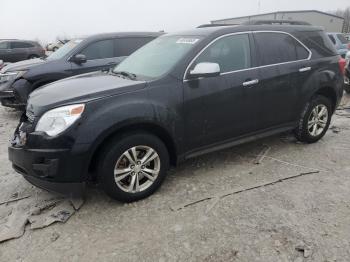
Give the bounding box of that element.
[0,94,349,262]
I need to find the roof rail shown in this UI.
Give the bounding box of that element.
[197,24,236,28]
[242,20,311,26]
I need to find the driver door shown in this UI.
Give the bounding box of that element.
[183,33,260,152]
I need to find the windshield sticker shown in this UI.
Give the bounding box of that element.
[176,38,200,44]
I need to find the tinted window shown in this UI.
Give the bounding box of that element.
[194,34,251,73]
[11,42,34,48]
[295,31,337,58]
[328,35,336,45]
[80,39,114,60]
[254,32,309,66]
[115,37,154,57]
[337,34,349,44]
[0,42,9,49]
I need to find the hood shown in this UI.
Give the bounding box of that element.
[28,71,147,115]
[1,58,46,73]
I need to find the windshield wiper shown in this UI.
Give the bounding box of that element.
[113,70,137,80]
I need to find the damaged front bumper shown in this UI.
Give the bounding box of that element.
[8,118,89,197]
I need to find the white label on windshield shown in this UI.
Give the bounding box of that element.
[176,38,200,44]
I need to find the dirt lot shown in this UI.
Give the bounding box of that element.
[0,94,349,262]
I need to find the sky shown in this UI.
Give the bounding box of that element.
[0,0,349,44]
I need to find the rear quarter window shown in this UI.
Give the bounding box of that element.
[253,32,309,66]
[294,31,337,59]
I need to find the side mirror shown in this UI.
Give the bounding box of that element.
[71,54,87,64]
[189,62,220,79]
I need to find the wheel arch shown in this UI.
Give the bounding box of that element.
[313,85,337,112]
[86,121,178,181]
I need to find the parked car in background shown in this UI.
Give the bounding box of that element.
[344,51,350,93]
[0,32,162,109]
[344,33,350,41]
[46,39,70,52]
[8,25,344,202]
[327,32,350,58]
[0,40,45,63]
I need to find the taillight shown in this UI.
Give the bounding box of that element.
[339,57,346,75]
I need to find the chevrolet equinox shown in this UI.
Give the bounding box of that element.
[9,25,345,202]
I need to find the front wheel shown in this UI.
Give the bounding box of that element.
[97,133,169,202]
[295,95,332,143]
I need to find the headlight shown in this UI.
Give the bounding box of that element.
[0,71,26,84]
[35,104,85,136]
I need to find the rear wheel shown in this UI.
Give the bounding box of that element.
[97,132,169,202]
[295,95,332,143]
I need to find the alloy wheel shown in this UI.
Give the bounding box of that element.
[114,146,160,193]
[307,104,328,137]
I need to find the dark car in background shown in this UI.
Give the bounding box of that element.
[0,32,161,108]
[0,40,45,62]
[8,25,344,202]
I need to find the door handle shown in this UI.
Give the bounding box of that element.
[299,67,311,73]
[243,79,259,87]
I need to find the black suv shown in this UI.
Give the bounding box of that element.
[0,32,161,108]
[0,40,45,62]
[9,25,344,202]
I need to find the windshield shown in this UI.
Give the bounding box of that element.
[46,39,83,60]
[113,35,203,80]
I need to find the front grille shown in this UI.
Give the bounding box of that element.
[26,110,35,123]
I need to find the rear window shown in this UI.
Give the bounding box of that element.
[254,32,309,66]
[328,35,336,45]
[337,34,349,44]
[294,31,337,58]
[115,37,155,57]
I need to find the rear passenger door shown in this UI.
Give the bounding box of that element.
[9,42,31,62]
[252,31,311,130]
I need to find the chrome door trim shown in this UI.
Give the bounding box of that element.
[183,30,313,82]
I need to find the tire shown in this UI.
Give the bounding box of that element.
[97,132,170,202]
[295,95,332,143]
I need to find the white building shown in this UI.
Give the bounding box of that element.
[211,10,346,33]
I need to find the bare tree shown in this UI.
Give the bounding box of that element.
[330,7,350,33]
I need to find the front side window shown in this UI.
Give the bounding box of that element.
[114,35,203,80]
[254,32,309,66]
[0,42,9,49]
[193,34,251,73]
[47,39,82,61]
[80,39,114,60]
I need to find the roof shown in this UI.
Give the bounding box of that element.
[86,32,164,40]
[168,24,323,38]
[212,10,345,23]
